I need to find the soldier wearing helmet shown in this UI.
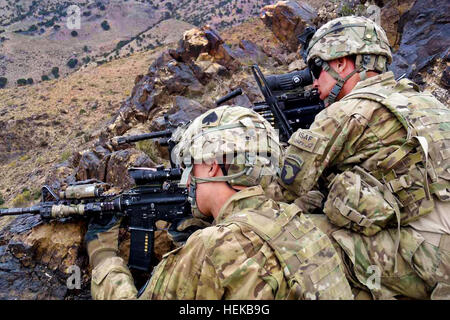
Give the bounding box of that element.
[280,16,450,299]
[85,106,353,300]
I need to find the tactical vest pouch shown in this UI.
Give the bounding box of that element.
[219,203,353,300]
[341,78,450,224]
[324,169,397,236]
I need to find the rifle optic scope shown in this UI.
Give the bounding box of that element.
[128,167,183,185]
[265,68,313,92]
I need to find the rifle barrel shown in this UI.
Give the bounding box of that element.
[0,206,40,216]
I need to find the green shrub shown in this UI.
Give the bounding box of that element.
[17,78,27,86]
[60,150,72,161]
[101,20,110,31]
[339,4,355,16]
[116,40,130,50]
[26,78,33,85]
[12,190,32,207]
[0,193,4,205]
[67,58,78,68]
[28,24,37,32]
[32,188,41,200]
[71,30,78,37]
[41,75,50,81]
[51,66,59,76]
[0,77,7,88]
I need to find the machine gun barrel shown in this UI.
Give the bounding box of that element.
[112,129,172,146]
[216,88,243,106]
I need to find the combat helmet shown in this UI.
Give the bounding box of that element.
[172,105,282,216]
[305,16,392,105]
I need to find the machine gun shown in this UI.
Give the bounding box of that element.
[110,26,322,146]
[0,166,191,272]
[215,65,324,143]
[115,64,324,148]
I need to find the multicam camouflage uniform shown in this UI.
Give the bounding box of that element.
[90,106,353,300]
[92,185,353,299]
[280,16,450,299]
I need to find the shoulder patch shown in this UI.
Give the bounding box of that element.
[289,129,325,154]
[281,155,303,185]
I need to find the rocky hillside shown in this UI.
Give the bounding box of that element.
[0,0,286,89]
[0,0,448,300]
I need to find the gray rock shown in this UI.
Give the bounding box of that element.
[390,0,450,78]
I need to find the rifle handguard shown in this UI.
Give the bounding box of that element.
[51,204,86,218]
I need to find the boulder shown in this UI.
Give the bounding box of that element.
[380,0,416,50]
[105,149,156,189]
[390,0,450,78]
[288,58,307,72]
[160,60,204,96]
[260,1,317,52]
[75,149,109,182]
[0,215,90,299]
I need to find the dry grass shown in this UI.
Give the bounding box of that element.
[0,47,165,206]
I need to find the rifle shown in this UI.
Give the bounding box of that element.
[0,166,191,272]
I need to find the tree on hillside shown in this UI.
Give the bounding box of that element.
[17,78,27,86]
[27,78,34,85]
[51,67,59,78]
[67,58,78,68]
[101,20,110,31]
[41,75,50,81]
[71,30,78,37]
[28,24,37,32]
[0,77,7,88]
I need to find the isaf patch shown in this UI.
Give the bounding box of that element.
[281,155,303,185]
[289,129,323,153]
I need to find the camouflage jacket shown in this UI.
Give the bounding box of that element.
[91,186,352,299]
[281,71,406,196]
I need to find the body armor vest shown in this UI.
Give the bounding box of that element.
[341,78,450,224]
[218,202,353,300]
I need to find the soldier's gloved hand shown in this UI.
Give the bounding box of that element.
[168,217,212,246]
[294,190,325,214]
[85,214,122,269]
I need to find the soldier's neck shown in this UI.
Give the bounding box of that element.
[338,71,379,100]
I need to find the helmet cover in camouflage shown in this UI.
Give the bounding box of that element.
[306,16,392,72]
[173,105,282,187]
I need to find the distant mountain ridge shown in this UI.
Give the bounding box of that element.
[0,0,274,88]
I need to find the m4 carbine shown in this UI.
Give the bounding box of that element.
[0,166,191,272]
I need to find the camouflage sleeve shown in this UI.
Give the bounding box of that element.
[280,100,372,197]
[91,256,138,300]
[140,228,223,300]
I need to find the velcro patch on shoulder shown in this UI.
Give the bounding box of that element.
[281,155,304,185]
[289,129,327,154]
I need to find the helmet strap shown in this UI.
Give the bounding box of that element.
[322,61,362,105]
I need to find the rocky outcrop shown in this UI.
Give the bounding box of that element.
[390,0,450,80]
[0,24,253,300]
[1,0,448,300]
[260,1,317,52]
[380,0,416,50]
